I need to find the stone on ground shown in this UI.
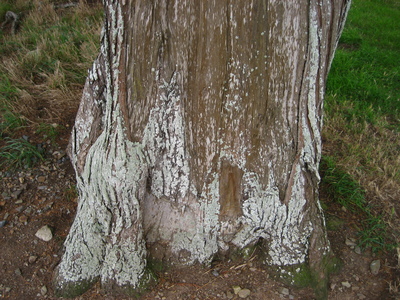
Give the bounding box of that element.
[35,225,53,241]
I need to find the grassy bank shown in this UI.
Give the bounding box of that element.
[323,0,400,252]
[0,0,103,132]
[0,0,103,168]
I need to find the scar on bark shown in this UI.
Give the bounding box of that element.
[219,160,243,222]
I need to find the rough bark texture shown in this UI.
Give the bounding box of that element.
[55,0,351,298]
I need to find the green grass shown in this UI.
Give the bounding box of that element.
[64,184,78,202]
[320,155,394,252]
[0,137,44,169]
[320,156,366,212]
[0,73,18,103]
[36,123,63,144]
[0,110,26,135]
[0,3,13,20]
[0,0,103,168]
[323,0,400,253]
[326,0,400,129]
[0,0,103,125]
[358,215,388,253]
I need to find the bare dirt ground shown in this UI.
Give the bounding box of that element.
[0,129,399,300]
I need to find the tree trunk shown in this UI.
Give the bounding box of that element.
[55,0,351,298]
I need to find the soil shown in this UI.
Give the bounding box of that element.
[0,130,399,300]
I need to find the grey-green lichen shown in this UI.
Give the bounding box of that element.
[56,105,149,291]
[142,71,190,201]
[57,1,150,291]
[226,165,313,266]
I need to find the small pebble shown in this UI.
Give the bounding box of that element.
[37,176,46,183]
[238,288,251,298]
[0,220,6,228]
[11,190,22,199]
[345,238,357,247]
[233,286,241,295]
[35,225,53,241]
[29,255,38,264]
[1,192,10,200]
[15,268,22,276]
[40,285,47,295]
[370,260,380,275]
[341,281,351,288]
[279,287,290,295]
[19,215,28,223]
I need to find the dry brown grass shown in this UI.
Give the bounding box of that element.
[0,0,103,125]
[322,99,400,249]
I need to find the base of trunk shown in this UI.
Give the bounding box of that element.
[54,266,157,299]
[53,267,98,298]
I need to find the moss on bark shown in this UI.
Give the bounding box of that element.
[53,266,99,298]
[101,268,157,298]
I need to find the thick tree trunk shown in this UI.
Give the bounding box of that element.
[55,0,351,298]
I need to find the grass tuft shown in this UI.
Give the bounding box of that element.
[0,110,26,135]
[0,137,44,169]
[320,156,366,212]
[36,122,63,144]
[320,155,396,252]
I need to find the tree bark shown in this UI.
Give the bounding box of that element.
[55,0,351,298]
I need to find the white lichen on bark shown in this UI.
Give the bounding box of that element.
[143,72,190,201]
[141,71,220,265]
[57,105,149,288]
[57,1,149,290]
[217,160,313,265]
[168,173,221,264]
